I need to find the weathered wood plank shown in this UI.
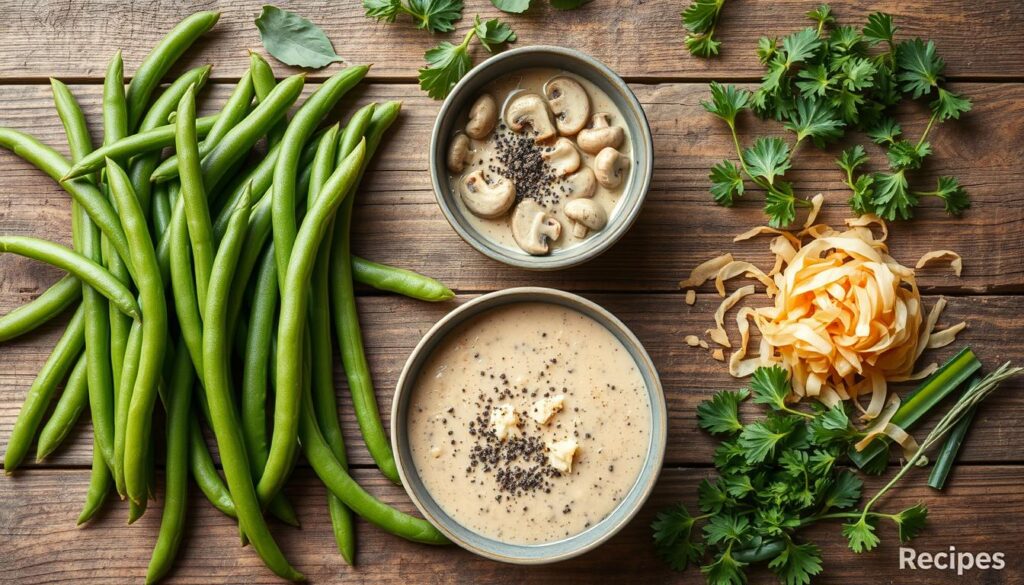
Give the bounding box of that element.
[0,1,1022,82]
[0,82,1021,294]
[3,293,1022,468]
[0,466,1020,583]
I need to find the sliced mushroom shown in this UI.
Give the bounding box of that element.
[512,200,561,255]
[459,170,515,219]
[564,198,607,238]
[465,94,498,140]
[541,138,581,177]
[446,133,470,173]
[576,113,625,154]
[594,147,630,189]
[561,166,597,199]
[544,76,590,137]
[504,93,556,142]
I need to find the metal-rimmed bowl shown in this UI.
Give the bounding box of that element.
[429,46,654,270]
[392,287,666,563]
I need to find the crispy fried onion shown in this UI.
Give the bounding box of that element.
[680,253,733,289]
[698,215,965,421]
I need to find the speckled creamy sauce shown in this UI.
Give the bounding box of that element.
[447,68,632,253]
[407,302,650,544]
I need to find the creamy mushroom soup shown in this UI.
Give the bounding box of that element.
[407,302,651,544]
[445,68,632,256]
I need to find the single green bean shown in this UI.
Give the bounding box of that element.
[151,70,255,183]
[151,182,173,238]
[175,84,215,316]
[271,65,369,287]
[107,159,169,505]
[102,51,128,151]
[249,51,288,147]
[114,320,143,497]
[35,352,88,461]
[50,79,95,176]
[202,189,303,581]
[299,385,448,544]
[188,413,236,518]
[168,201,205,382]
[241,244,278,477]
[3,306,85,471]
[351,256,454,301]
[0,129,133,275]
[331,102,402,483]
[62,111,218,181]
[78,435,112,525]
[125,11,220,131]
[260,140,366,505]
[0,274,80,342]
[146,340,193,584]
[130,65,215,220]
[0,236,138,318]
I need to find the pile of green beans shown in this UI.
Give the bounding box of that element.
[0,11,454,582]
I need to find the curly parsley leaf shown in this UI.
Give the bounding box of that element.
[805,4,834,29]
[808,404,856,446]
[764,181,800,227]
[795,64,834,97]
[255,6,345,69]
[702,82,750,126]
[847,174,875,215]
[704,513,751,546]
[701,549,748,585]
[893,503,928,543]
[749,366,792,412]
[823,471,863,511]
[886,140,931,170]
[364,0,403,22]
[698,389,749,435]
[739,417,794,463]
[652,504,705,571]
[862,12,897,46]
[866,117,902,145]
[743,137,791,185]
[784,97,844,147]
[699,478,732,514]
[896,38,945,98]
[768,540,823,585]
[418,16,515,99]
[710,160,745,206]
[681,0,727,57]
[931,87,972,122]
[782,28,822,67]
[473,15,517,51]
[842,516,881,553]
[929,176,971,215]
[364,0,464,33]
[871,170,916,220]
[836,145,868,177]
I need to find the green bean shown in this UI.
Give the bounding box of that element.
[201,74,306,193]
[249,51,288,148]
[114,320,143,497]
[77,435,112,525]
[241,244,278,478]
[0,275,80,342]
[62,110,218,181]
[305,121,356,564]
[189,413,236,518]
[0,236,138,318]
[3,306,85,471]
[0,129,133,277]
[102,51,129,150]
[50,79,95,177]
[271,65,369,286]
[175,84,215,316]
[146,340,193,584]
[130,65,215,220]
[151,182,173,238]
[125,11,220,131]
[351,257,455,301]
[151,70,255,183]
[260,140,366,505]
[202,188,303,581]
[35,353,88,461]
[107,159,169,505]
[331,102,402,483]
[168,205,205,385]
[299,383,448,545]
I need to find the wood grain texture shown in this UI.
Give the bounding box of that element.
[3,294,1022,469]
[1,467,1020,584]
[0,82,1022,294]
[0,1,1022,82]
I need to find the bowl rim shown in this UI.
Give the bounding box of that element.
[428,45,654,271]
[391,287,667,564]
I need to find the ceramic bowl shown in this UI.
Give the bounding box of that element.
[392,287,666,563]
[429,46,654,270]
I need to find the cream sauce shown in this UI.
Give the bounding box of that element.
[447,68,632,253]
[407,302,650,544]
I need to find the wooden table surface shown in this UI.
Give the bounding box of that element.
[1,1,1023,583]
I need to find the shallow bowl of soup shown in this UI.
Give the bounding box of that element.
[429,46,654,270]
[392,287,666,563]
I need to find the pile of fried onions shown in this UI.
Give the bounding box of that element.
[685,211,966,423]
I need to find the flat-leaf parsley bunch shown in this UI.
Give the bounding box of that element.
[652,366,928,585]
[703,6,971,226]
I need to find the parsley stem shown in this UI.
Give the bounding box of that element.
[916,111,939,149]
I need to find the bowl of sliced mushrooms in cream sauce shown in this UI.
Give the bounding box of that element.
[429,46,653,270]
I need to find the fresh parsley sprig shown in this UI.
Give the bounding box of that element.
[681,0,728,57]
[417,16,517,100]
[363,0,464,33]
[490,0,592,13]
